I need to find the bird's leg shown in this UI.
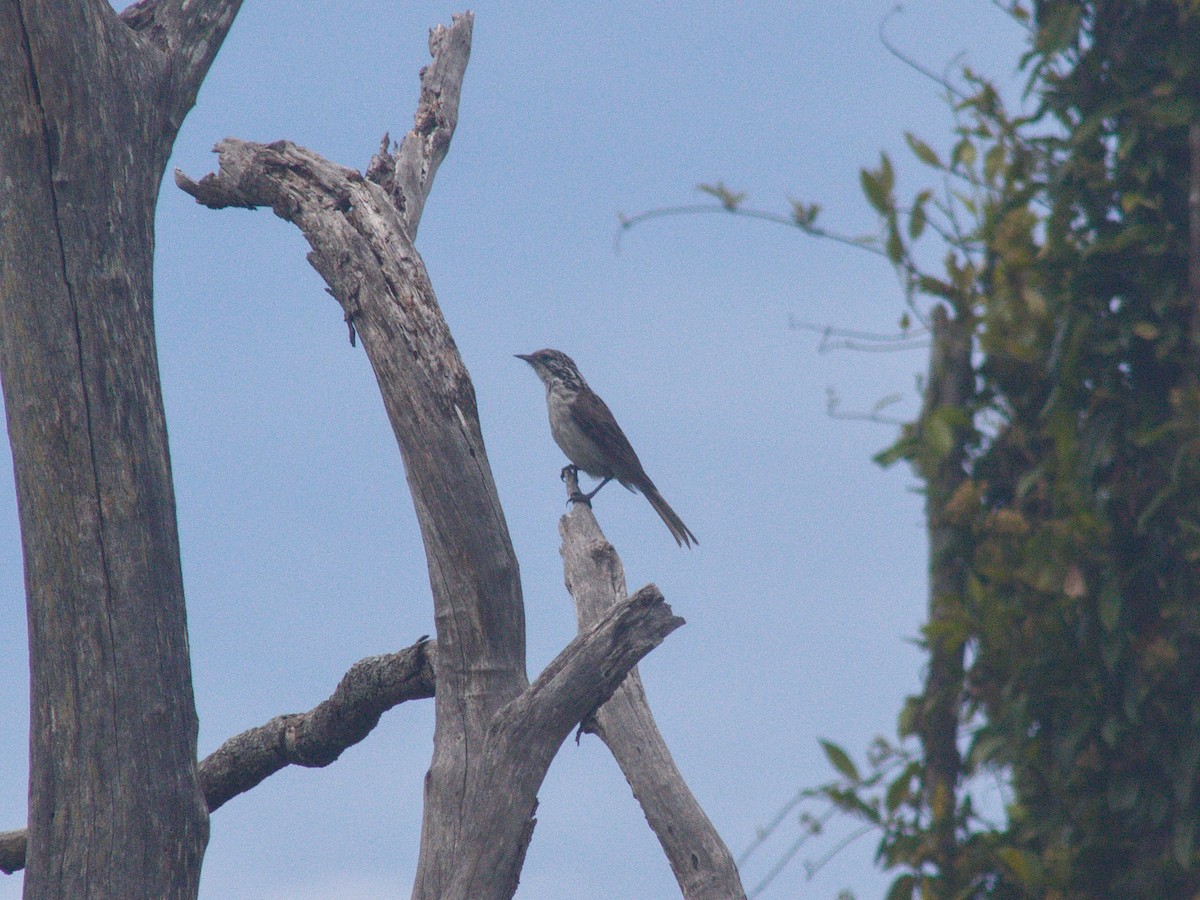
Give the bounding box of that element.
[581,476,613,502]
[561,465,591,505]
[561,466,613,506]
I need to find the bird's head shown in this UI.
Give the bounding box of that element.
[516,348,588,391]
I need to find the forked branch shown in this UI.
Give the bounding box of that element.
[365,14,472,237]
[444,585,684,900]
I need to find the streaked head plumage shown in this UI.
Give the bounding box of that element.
[516,348,588,391]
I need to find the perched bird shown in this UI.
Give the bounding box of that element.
[517,348,697,548]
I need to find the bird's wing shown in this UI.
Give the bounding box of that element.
[569,389,653,490]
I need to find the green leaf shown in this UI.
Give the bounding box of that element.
[924,611,970,655]
[820,739,860,782]
[1137,484,1177,533]
[884,765,915,813]
[860,167,891,214]
[908,205,926,240]
[1099,580,1122,632]
[875,428,917,468]
[917,275,958,300]
[790,199,820,228]
[1101,715,1121,747]
[956,191,977,215]
[696,181,746,211]
[879,152,895,194]
[984,142,1006,182]
[966,728,1006,769]
[1132,322,1160,340]
[924,405,969,460]
[896,695,921,737]
[905,132,941,168]
[1035,2,1083,53]
[886,224,905,264]
[951,138,977,170]
[1121,192,1158,214]
[1086,224,1159,257]
[885,874,916,900]
[996,847,1042,886]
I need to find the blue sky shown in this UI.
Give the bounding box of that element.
[0,3,1030,897]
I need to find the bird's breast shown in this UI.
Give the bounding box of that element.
[547,387,612,476]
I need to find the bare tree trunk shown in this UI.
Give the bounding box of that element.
[0,2,242,895]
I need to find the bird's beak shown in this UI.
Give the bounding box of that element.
[515,353,532,362]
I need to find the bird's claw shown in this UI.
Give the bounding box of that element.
[561,465,590,506]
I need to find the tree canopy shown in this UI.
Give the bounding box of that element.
[681,1,1200,896]
[811,2,1200,895]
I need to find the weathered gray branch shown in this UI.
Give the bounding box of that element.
[177,15,537,898]
[365,15,472,238]
[0,832,23,877]
[0,639,437,875]
[199,638,437,812]
[118,0,245,131]
[444,586,684,900]
[559,472,748,899]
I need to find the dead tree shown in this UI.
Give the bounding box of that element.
[1,6,744,897]
[0,1,244,894]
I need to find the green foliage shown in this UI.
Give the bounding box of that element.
[806,1,1200,896]
[822,739,863,783]
[670,6,1200,896]
[861,154,897,215]
[790,199,821,228]
[697,181,746,211]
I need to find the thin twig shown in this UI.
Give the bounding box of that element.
[788,318,930,344]
[615,204,884,258]
[744,808,844,898]
[827,388,909,426]
[737,788,808,868]
[802,823,876,881]
[879,5,969,102]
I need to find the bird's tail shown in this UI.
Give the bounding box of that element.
[644,486,698,548]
